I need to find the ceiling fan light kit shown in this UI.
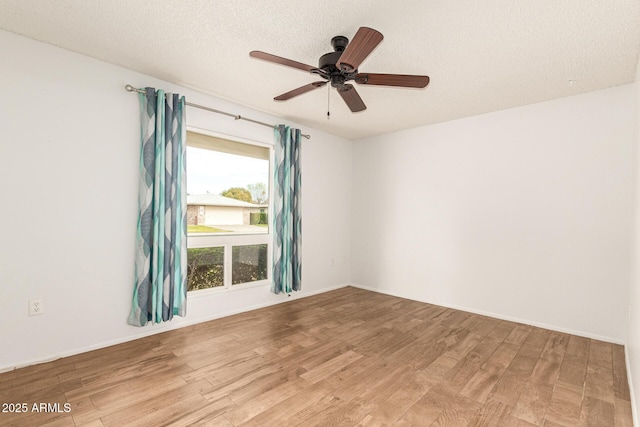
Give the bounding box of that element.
[250,27,430,113]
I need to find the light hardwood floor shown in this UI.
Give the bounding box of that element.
[0,287,633,426]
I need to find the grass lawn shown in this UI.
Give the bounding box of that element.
[187,225,230,233]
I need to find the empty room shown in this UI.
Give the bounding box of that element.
[1,1,640,426]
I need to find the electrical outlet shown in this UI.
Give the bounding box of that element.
[29,298,44,316]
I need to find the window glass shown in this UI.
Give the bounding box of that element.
[187,247,224,291]
[232,244,268,285]
[186,131,270,291]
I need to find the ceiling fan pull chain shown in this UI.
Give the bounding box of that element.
[327,83,330,119]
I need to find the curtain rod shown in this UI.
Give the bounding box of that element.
[124,85,310,139]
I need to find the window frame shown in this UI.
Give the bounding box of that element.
[185,126,273,295]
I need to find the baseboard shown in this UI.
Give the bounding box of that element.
[625,345,639,427]
[349,283,625,345]
[0,283,349,374]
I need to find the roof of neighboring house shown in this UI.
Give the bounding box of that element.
[187,194,259,208]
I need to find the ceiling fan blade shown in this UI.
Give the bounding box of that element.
[338,84,366,112]
[250,51,317,73]
[274,81,327,101]
[336,27,383,73]
[355,73,430,88]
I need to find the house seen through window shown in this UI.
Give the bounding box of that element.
[186,131,270,292]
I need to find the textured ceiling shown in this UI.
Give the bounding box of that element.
[1,1,639,140]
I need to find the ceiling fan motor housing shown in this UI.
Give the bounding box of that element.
[319,35,350,71]
[319,35,358,88]
[318,51,342,72]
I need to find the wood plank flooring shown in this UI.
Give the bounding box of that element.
[0,287,633,426]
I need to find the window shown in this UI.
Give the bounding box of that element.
[186,131,271,292]
[187,246,224,290]
[232,244,268,285]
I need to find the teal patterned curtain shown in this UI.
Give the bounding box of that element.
[128,88,187,326]
[272,125,302,294]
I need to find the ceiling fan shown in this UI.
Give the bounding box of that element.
[249,27,430,113]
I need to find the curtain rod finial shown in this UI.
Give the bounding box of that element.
[125,84,135,92]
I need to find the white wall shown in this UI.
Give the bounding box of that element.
[0,29,352,371]
[627,51,640,426]
[352,85,635,342]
